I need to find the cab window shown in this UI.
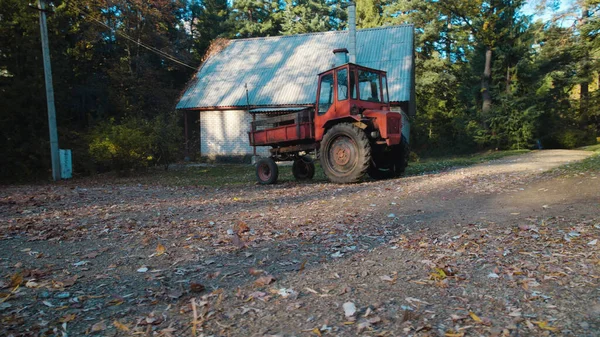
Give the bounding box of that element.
[318,73,334,115]
[337,68,348,101]
[358,70,382,102]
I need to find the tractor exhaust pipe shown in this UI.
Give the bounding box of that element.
[348,2,357,64]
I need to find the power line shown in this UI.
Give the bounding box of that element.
[66,1,197,70]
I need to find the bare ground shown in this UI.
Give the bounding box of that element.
[0,150,598,337]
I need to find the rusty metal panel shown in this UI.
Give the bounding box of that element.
[176,25,414,110]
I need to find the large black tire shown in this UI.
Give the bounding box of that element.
[319,123,371,183]
[367,158,396,180]
[395,135,410,176]
[292,156,315,180]
[256,158,278,185]
[367,135,410,180]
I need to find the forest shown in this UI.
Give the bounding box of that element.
[0,0,598,181]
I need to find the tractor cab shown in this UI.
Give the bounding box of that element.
[314,63,391,140]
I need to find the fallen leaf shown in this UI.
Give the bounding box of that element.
[469,312,482,323]
[343,302,357,317]
[357,321,370,333]
[248,291,267,300]
[532,321,559,332]
[190,283,205,293]
[156,243,166,256]
[405,297,430,305]
[113,320,130,331]
[380,274,397,283]
[8,273,23,288]
[234,221,250,234]
[59,314,76,323]
[62,276,78,287]
[25,280,40,288]
[83,251,99,259]
[254,275,276,287]
[91,321,106,332]
[445,332,465,337]
[430,268,447,280]
[249,268,265,276]
[450,314,466,321]
[299,260,307,273]
[331,251,343,258]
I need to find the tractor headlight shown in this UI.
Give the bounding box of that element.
[370,131,380,139]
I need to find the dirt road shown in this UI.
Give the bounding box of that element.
[1,150,598,336]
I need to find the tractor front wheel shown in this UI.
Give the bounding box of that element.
[256,158,279,185]
[320,123,371,184]
[292,156,315,180]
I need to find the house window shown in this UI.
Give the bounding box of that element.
[337,68,348,101]
[318,73,334,115]
[358,70,382,102]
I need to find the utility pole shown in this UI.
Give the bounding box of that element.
[38,0,61,181]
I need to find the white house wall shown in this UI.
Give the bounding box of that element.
[200,110,270,157]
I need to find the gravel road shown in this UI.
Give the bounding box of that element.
[1,149,598,337]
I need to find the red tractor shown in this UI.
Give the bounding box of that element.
[249,62,409,184]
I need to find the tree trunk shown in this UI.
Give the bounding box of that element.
[481,47,492,126]
[580,4,590,123]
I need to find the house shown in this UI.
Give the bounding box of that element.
[176,25,415,160]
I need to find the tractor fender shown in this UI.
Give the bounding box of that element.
[322,116,363,135]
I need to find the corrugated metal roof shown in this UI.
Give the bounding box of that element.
[177,25,414,110]
[249,107,308,114]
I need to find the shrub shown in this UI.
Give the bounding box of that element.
[88,114,182,174]
[542,129,597,149]
[88,118,152,173]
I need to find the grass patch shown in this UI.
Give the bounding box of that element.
[101,149,530,187]
[579,143,600,152]
[559,142,600,173]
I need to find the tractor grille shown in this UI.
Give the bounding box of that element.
[387,116,401,135]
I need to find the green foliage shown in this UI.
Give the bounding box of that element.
[88,115,182,174]
[280,0,333,35]
[88,118,153,173]
[543,129,597,149]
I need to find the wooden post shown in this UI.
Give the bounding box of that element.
[38,0,60,180]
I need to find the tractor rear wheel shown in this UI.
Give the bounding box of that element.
[320,123,371,184]
[292,156,315,180]
[256,158,278,185]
